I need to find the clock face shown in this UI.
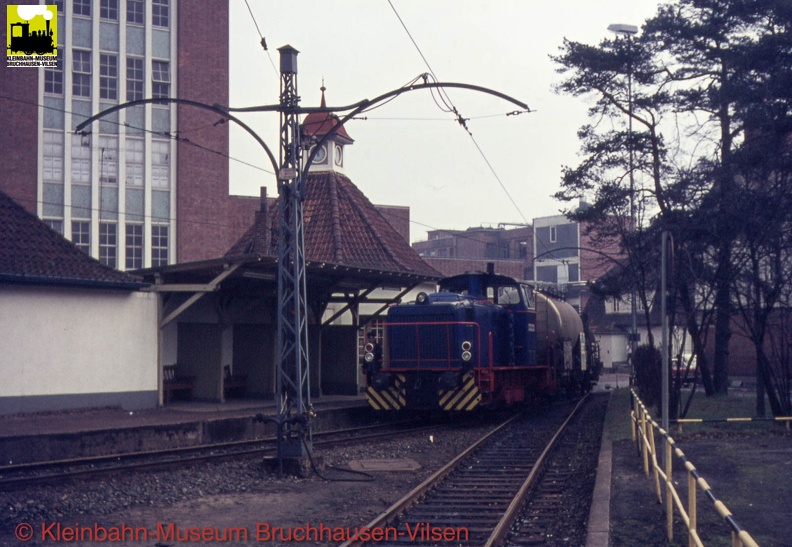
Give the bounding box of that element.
[313,144,327,164]
[334,144,343,166]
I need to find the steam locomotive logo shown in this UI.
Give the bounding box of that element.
[7,5,57,57]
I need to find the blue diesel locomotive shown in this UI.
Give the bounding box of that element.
[364,269,600,412]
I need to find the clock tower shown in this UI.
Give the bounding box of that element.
[302,83,354,173]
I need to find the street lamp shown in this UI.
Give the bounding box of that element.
[608,23,639,381]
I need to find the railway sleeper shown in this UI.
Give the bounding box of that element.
[419,497,511,504]
[415,502,510,511]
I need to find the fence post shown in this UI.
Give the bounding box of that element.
[641,409,650,476]
[666,438,673,541]
[688,471,697,547]
[649,426,662,503]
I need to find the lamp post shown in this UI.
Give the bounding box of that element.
[608,23,639,381]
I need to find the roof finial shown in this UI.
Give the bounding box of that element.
[320,78,326,108]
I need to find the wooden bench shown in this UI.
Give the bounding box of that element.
[223,365,247,399]
[163,364,195,404]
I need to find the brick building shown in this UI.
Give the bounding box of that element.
[412,205,621,289]
[0,0,258,269]
[413,225,533,280]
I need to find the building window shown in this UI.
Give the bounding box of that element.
[126,224,143,270]
[99,223,117,267]
[126,57,144,101]
[43,131,64,182]
[151,140,170,188]
[99,54,118,100]
[72,221,90,253]
[126,138,144,186]
[127,0,144,24]
[73,0,91,16]
[549,225,557,243]
[100,0,118,20]
[45,220,63,235]
[71,134,91,184]
[72,50,92,98]
[152,0,169,28]
[44,50,63,95]
[151,225,169,267]
[99,136,118,184]
[151,60,170,98]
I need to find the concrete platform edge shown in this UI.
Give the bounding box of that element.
[586,390,614,547]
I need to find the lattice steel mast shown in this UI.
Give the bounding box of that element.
[275,45,312,464]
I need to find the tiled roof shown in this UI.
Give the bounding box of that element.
[302,88,354,143]
[302,110,354,143]
[0,191,144,289]
[226,171,439,278]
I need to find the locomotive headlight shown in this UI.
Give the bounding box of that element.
[461,350,472,362]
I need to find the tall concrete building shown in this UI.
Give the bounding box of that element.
[0,0,257,269]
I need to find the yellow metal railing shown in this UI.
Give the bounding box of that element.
[630,390,760,547]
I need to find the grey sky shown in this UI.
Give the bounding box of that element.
[228,1,661,242]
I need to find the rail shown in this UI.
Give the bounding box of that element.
[630,390,759,547]
[340,399,586,547]
[673,416,791,430]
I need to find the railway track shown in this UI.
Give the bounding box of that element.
[0,420,438,489]
[341,396,597,547]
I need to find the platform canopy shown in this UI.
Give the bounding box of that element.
[136,170,440,327]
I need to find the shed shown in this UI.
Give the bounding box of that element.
[0,191,156,414]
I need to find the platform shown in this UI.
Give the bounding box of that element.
[0,395,369,466]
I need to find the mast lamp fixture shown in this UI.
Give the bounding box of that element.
[278,45,299,74]
[607,23,638,36]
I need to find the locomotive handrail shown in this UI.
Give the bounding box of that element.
[629,390,759,547]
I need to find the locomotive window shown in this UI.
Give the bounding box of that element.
[497,286,521,305]
[521,285,535,309]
